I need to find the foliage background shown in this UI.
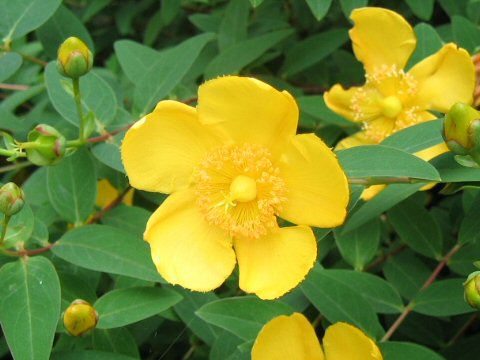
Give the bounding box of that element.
[1,0,480,359]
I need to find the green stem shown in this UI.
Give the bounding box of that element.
[65,139,85,148]
[348,176,425,186]
[0,148,26,158]
[0,161,32,174]
[0,215,11,246]
[72,77,85,142]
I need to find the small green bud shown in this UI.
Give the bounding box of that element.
[57,37,93,79]
[25,125,66,166]
[464,271,480,309]
[444,103,480,155]
[63,299,98,336]
[0,183,25,216]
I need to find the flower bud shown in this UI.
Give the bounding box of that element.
[464,271,480,309]
[57,37,93,79]
[0,183,25,216]
[443,103,480,155]
[25,125,66,166]
[63,299,98,336]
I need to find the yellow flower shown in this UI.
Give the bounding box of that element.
[325,7,475,148]
[96,179,134,208]
[252,313,383,360]
[121,76,349,299]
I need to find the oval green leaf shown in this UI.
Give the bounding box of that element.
[95,287,182,328]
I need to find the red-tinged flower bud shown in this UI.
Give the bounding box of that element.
[63,299,98,336]
[25,124,66,166]
[464,271,480,309]
[0,183,25,216]
[57,37,93,79]
[444,103,480,154]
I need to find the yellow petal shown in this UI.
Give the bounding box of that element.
[145,189,236,291]
[361,185,387,201]
[335,131,374,150]
[252,313,324,360]
[277,134,349,228]
[96,180,134,207]
[408,44,475,112]
[416,143,449,191]
[323,322,383,360]
[234,226,317,299]
[324,84,360,122]
[121,100,221,194]
[350,7,416,74]
[197,76,298,156]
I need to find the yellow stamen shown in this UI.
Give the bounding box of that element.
[194,143,287,239]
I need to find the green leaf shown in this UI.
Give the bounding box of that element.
[337,145,441,181]
[297,95,353,127]
[380,341,446,360]
[381,119,443,153]
[47,149,97,224]
[114,40,160,85]
[301,266,384,339]
[450,242,480,276]
[388,197,443,259]
[432,153,480,182]
[45,62,118,128]
[335,218,380,271]
[413,279,475,316]
[305,0,332,21]
[95,287,182,328]
[134,33,215,115]
[174,288,220,346]
[0,52,22,82]
[404,0,435,20]
[342,183,425,232]
[383,252,431,300]
[217,0,250,51]
[210,332,245,360]
[101,205,151,239]
[92,328,139,358]
[458,193,480,245]
[0,0,62,41]
[282,29,349,76]
[320,270,404,314]
[205,29,293,79]
[408,24,443,66]
[0,256,60,360]
[249,0,264,7]
[92,142,125,173]
[52,224,164,283]
[1,202,34,248]
[339,0,368,18]
[452,15,480,53]
[196,296,293,341]
[36,4,94,60]
[51,351,137,360]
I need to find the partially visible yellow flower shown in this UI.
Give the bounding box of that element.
[96,179,133,208]
[252,313,383,360]
[121,76,349,299]
[325,7,475,148]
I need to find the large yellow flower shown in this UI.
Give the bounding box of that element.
[325,7,475,148]
[121,76,349,299]
[252,313,383,360]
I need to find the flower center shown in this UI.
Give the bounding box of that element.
[229,175,257,202]
[381,96,402,118]
[194,143,287,239]
[350,64,421,143]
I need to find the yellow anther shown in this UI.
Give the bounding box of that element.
[229,175,257,202]
[381,96,402,118]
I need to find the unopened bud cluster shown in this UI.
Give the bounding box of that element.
[63,299,98,336]
[0,183,24,216]
[443,103,480,166]
[26,125,66,166]
[57,37,93,79]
